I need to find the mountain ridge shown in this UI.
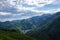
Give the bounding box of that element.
[0,12,60,32]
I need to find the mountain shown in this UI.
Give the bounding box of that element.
[26,15,60,40]
[21,12,60,30]
[0,12,60,40]
[27,14,53,27]
[0,13,53,30]
[0,12,60,32]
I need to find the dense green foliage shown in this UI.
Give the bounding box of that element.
[0,30,36,40]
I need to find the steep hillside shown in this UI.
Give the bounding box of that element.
[26,16,60,40]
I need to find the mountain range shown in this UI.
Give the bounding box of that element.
[26,12,60,40]
[0,12,60,40]
[0,12,60,32]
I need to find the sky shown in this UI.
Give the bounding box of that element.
[0,0,60,22]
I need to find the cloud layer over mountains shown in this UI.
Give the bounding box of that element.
[0,0,60,22]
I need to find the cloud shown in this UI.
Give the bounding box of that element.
[0,8,60,22]
[4,0,54,8]
[0,12,12,15]
[0,12,33,22]
[0,16,32,22]
[23,0,54,7]
[0,0,19,14]
[0,0,60,22]
[51,0,60,5]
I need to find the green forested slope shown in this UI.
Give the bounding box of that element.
[0,30,36,40]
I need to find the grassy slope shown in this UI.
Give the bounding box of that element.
[0,30,36,40]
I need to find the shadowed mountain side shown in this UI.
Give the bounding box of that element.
[26,16,60,40]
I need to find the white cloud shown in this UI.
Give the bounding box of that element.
[51,0,60,5]
[5,0,54,8]
[16,6,60,14]
[48,8,60,13]
[0,18,20,22]
[1,0,59,12]
[0,0,60,22]
[6,0,17,6]
[0,12,12,15]
[0,8,60,22]
[24,0,54,7]
[0,14,32,22]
